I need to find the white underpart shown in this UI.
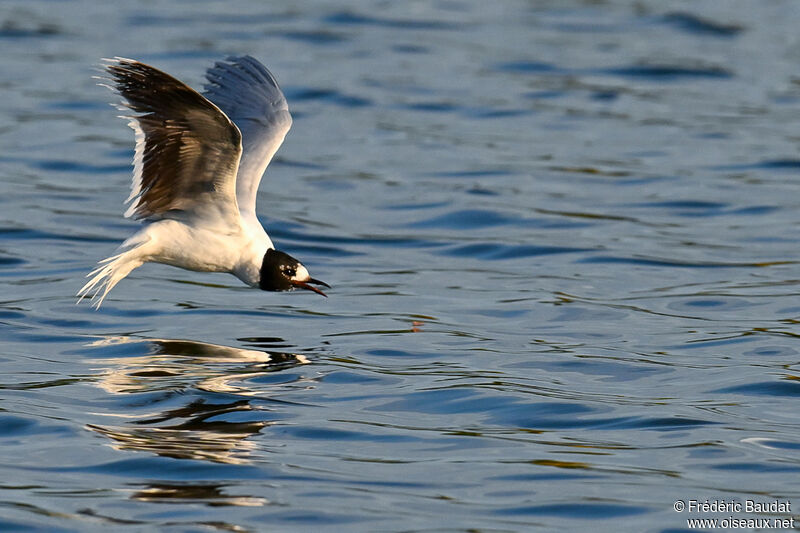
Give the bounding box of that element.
[77,220,269,308]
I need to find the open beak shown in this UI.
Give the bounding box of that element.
[291,278,330,297]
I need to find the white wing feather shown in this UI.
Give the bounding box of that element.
[203,56,292,229]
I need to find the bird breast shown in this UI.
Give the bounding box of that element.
[142,220,263,283]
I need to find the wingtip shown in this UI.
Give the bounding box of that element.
[205,55,280,90]
[97,57,131,73]
[100,56,137,65]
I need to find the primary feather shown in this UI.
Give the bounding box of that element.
[106,58,243,223]
[204,56,292,236]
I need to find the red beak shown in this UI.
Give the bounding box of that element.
[291,278,330,297]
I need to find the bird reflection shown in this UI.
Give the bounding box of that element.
[88,336,308,395]
[130,482,267,506]
[85,335,310,465]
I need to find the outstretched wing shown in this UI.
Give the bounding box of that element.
[103,58,243,223]
[203,56,292,220]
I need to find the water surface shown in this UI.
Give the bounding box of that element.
[1,1,799,531]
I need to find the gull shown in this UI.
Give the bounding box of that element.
[77,56,329,308]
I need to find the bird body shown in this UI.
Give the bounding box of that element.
[77,56,328,307]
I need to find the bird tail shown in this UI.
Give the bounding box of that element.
[76,234,150,309]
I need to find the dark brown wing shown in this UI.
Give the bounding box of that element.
[103,58,243,222]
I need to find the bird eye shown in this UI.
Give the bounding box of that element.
[282,266,296,277]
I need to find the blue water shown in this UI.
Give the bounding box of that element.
[1,1,799,531]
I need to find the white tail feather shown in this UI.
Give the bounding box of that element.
[76,235,150,309]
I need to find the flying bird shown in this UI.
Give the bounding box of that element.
[77,56,329,308]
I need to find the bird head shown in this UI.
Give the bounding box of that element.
[258,248,329,296]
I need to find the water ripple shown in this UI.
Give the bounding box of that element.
[2,1,800,531]
[443,243,593,260]
[712,380,800,397]
[323,11,462,30]
[496,61,733,80]
[657,12,745,37]
[286,87,371,107]
[599,64,733,80]
[495,502,650,518]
